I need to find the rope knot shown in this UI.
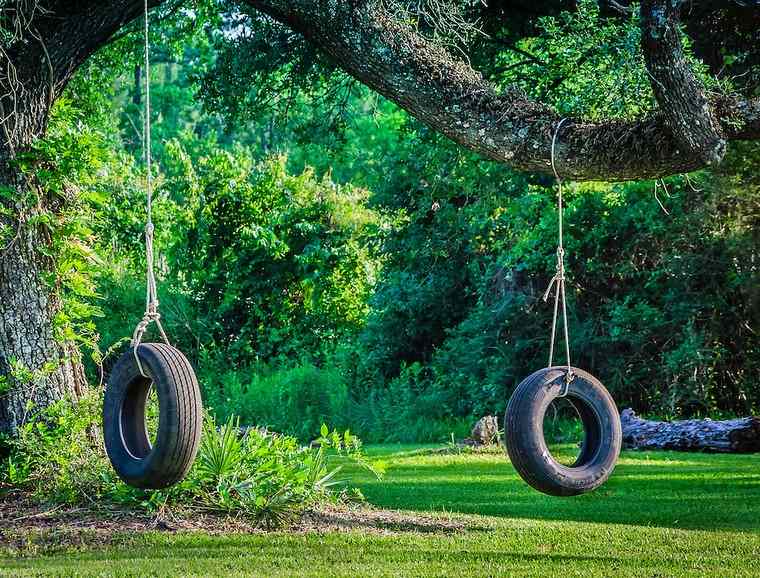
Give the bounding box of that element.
[557,368,576,398]
[542,275,559,302]
[144,309,161,321]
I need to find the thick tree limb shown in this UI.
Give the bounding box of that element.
[0,0,162,150]
[621,409,760,453]
[35,0,165,92]
[243,0,760,181]
[640,0,726,165]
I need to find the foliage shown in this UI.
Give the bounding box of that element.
[0,393,105,503]
[357,164,759,421]
[199,357,472,444]
[488,0,725,121]
[351,365,473,443]
[0,396,379,528]
[85,11,758,440]
[200,361,351,442]
[10,96,114,358]
[171,417,378,527]
[91,145,384,370]
[169,151,382,363]
[5,0,754,450]
[199,6,350,126]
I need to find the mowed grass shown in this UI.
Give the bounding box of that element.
[2,446,760,577]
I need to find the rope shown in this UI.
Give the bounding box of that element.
[542,118,574,396]
[131,0,170,376]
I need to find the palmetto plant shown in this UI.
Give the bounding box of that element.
[1,396,379,529]
[196,416,245,483]
[187,415,381,527]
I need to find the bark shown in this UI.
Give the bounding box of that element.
[640,0,725,165]
[621,409,760,453]
[0,153,88,433]
[243,0,760,181]
[0,39,86,433]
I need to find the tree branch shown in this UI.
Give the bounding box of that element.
[37,0,165,91]
[0,0,163,151]
[640,0,726,165]
[242,0,759,182]
[4,0,759,182]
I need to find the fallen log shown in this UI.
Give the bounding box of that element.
[620,408,760,453]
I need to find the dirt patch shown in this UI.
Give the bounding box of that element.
[0,492,482,555]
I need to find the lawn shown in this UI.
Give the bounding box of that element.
[2,446,759,577]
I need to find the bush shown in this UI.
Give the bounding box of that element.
[161,152,383,366]
[347,363,472,444]
[171,418,378,528]
[0,393,106,504]
[198,357,473,444]
[358,171,760,421]
[0,395,378,528]
[200,361,351,442]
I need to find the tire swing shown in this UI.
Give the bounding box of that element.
[504,119,622,497]
[102,2,203,490]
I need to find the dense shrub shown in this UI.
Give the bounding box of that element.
[93,149,384,367]
[76,13,759,445]
[0,393,107,504]
[359,169,759,421]
[349,364,473,444]
[200,361,351,442]
[165,151,383,364]
[197,358,472,444]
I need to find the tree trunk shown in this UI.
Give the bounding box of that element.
[621,409,760,453]
[0,46,87,434]
[0,153,87,434]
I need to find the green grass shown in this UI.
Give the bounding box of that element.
[2,446,760,577]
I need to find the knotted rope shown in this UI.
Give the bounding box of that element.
[542,118,574,396]
[132,0,170,376]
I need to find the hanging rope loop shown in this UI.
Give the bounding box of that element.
[544,118,574,395]
[131,0,170,377]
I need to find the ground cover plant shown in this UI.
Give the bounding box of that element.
[0,394,380,529]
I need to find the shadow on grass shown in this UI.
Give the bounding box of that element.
[354,448,760,532]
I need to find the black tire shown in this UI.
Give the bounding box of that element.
[103,343,203,489]
[504,366,622,497]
